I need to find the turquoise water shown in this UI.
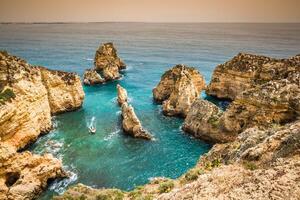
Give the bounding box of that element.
[0,23,299,199]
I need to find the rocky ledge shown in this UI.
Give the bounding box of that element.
[84,43,126,85]
[0,51,85,200]
[117,84,153,140]
[206,53,300,100]
[153,64,206,117]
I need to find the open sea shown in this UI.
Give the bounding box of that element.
[0,23,299,199]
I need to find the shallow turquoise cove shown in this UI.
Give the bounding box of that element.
[1,23,299,199]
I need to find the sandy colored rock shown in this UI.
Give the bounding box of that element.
[0,51,83,200]
[83,69,104,85]
[0,147,65,200]
[183,99,235,143]
[121,102,152,140]
[153,64,206,117]
[94,42,126,82]
[0,51,85,149]
[206,53,300,100]
[116,84,128,105]
[39,67,84,114]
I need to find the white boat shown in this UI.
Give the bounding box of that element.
[89,126,96,134]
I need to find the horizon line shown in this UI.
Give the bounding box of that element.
[1,21,300,24]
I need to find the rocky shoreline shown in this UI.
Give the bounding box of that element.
[56,52,300,200]
[0,51,84,200]
[1,46,299,200]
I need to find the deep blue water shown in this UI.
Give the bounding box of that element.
[0,23,299,199]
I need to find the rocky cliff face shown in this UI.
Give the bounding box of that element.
[153,64,206,117]
[117,84,153,140]
[206,53,300,100]
[0,51,84,200]
[84,43,126,85]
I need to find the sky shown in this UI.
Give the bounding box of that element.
[0,0,300,23]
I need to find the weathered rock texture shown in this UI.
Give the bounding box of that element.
[117,84,128,105]
[206,53,300,100]
[83,69,104,85]
[0,145,65,200]
[153,64,206,117]
[117,84,152,140]
[183,99,234,143]
[0,51,84,149]
[84,43,126,85]
[184,79,300,143]
[0,51,84,200]
[57,120,300,200]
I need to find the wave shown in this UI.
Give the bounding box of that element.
[49,166,78,194]
[83,58,93,61]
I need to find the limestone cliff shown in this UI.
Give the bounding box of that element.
[206,53,300,100]
[0,51,84,200]
[153,64,206,117]
[84,43,126,85]
[117,84,152,140]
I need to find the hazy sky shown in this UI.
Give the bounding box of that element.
[1,0,300,23]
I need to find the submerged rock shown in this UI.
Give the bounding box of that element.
[153,64,206,117]
[0,51,84,200]
[83,69,104,85]
[117,84,152,140]
[206,53,300,100]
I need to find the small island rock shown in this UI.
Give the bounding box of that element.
[153,64,206,117]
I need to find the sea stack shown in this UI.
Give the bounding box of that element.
[0,51,84,199]
[116,84,152,140]
[153,64,206,117]
[83,43,126,85]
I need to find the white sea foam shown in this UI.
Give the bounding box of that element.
[104,129,120,141]
[49,167,78,194]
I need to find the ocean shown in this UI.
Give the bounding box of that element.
[0,23,299,199]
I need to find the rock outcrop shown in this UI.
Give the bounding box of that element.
[206,53,300,100]
[182,99,235,143]
[117,84,128,105]
[117,84,152,140]
[0,51,84,200]
[84,43,126,85]
[184,79,300,143]
[0,145,66,200]
[83,69,104,85]
[153,64,206,117]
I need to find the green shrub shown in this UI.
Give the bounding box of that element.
[96,190,124,200]
[0,88,16,105]
[158,181,174,194]
[243,162,258,171]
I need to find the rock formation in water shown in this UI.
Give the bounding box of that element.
[153,64,206,117]
[83,69,104,85]
[0,51,85,200]
[84,43,126,85]
[117,84,152,140]
[116,84,128,105]
[206,53,300,100]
